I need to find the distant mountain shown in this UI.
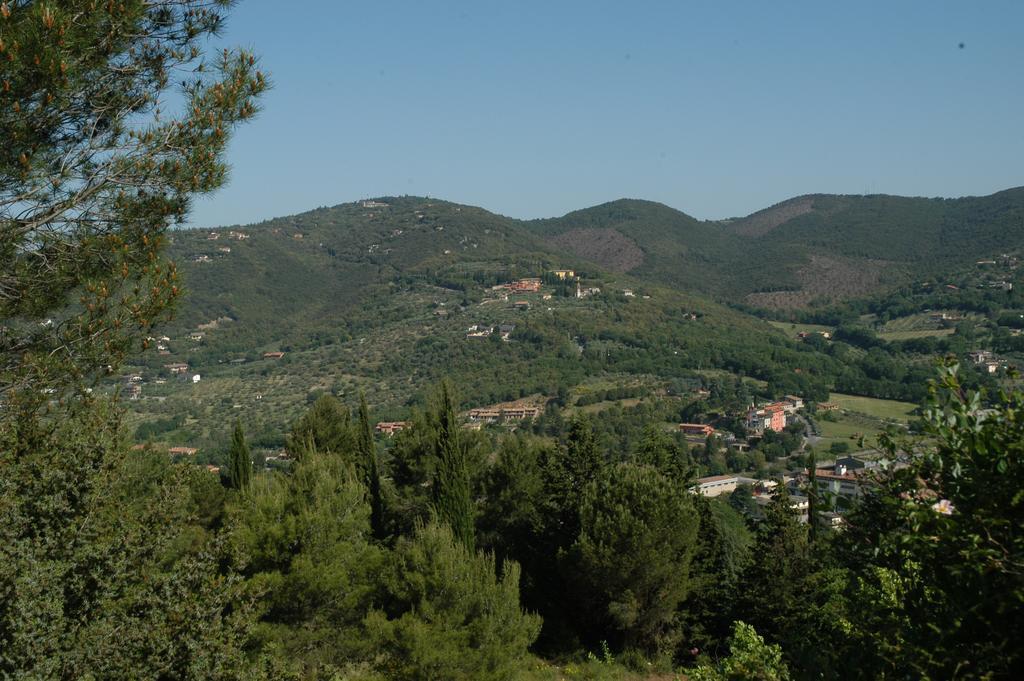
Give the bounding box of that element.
[528,187,1024,308]
[167,188,1024,342]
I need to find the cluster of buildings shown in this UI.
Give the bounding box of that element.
[967,350,1003,374]
[745,395,803,434]
[497,278,541,293]
[465,323,515,341]
[694,454,901,531]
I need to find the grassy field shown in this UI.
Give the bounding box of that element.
[768,320,833,336]
[827,392,918,421]
[817,413,885,444]
[877,328,955,340]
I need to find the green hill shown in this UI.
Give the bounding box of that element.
[121,189,1024,448]
[527,187,1024,308]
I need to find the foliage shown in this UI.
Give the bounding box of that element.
[367,521,541,681]
[832,364,1024,679]
[431,381,475,551]
[286,393,355,459]
[231,450,384,672]
[688,621,791,681]
[571,462,699,655]
[0,403,260,679]
[228,420,252,491]
[0,0,266,408]
[358,392,385,539]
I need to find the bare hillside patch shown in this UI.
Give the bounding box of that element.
[731,196,816,236]
[549,228,645,272]
[744,255,891,309]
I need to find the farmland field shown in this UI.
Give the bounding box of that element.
[827,392,919,421]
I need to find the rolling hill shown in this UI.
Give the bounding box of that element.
[528,187,1024,308]
[121,188,1024,449]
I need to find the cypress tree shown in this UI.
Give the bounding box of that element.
[358,392,385,539]
[806,448,819,543]
[431,382,475,551]
[228,421,252,491]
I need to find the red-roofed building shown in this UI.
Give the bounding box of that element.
[679,423,715,437]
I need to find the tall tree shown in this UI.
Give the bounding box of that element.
[806,448,819,544]
[431,381,474,551]
[0,2,265,677]
[357,392,385,539]
[228,421,252,491]
[287,394,355,460]
[571,462,700,654]
[0,0,267,410]
[738,485,815,664]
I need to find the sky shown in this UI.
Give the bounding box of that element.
[189,0,1024,227]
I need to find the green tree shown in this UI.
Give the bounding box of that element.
[286,393,355,460]
[832,365,1024,679]
[571,462,700,655]
[684,497,753,654]
[0,1,265,677]
[367,521,541,681]
[634,425,693,483]
[0,404,261,679]
[688,621,791,681]
[739,486,810,648]
[231,450,383,673]
[357,392,385,539]
[0,0,266,408]
[431,381,474,551]
[228,420,252,491]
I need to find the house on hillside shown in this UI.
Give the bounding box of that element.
[164,362,189,375]
[551,269,575,280]
[509,278,542,293]
[498,324,515,341]
[782,395,804,413]
[746,403,786,434]
[375,421,410,436]
[679,423,715,437]
[168,446,198,457]
[513,300,531,311]
[968,350,993,364]
[263,351,285,360]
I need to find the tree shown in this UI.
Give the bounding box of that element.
[634,425,693,483]
[688,622,791,681]
[0,404,263,679]
[571,462,700,655]
[367,521,541,681]
[739,486,810,647]
[0,0,267,409]
[684,497,753,655]
[228,420,252,491]
[231,450,383,674]
[357,392,385,539]
[431,381,474,551]
[286,393,355,460]
[832,365,1024,679]
[0,2,265,677]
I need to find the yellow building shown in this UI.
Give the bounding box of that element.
[551,269,575,280]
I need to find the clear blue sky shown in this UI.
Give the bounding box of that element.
[190,0,1024,227]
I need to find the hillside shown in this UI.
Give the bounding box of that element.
[120,189,1024,448]
[528,187,1024,308]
